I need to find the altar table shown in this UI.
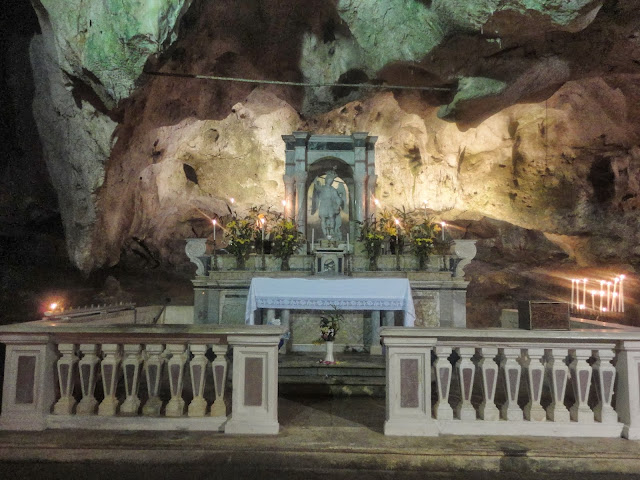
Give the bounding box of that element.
[245,277,416,326]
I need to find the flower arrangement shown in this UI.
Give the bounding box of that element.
[410,220,440,269]
[359,216,385,270]
[271,218,305,270]
[223,208,257,269]
[319,307,343,342]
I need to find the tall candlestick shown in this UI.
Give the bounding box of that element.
[620,274,625,313]
[612,292,619,313]
[570,279,574,310]
[600,290,604,311]
[583,279,587,308]
[212,219,217,242]
[346,233,349,250]
[606,282,612,310]
[591,290,596,311]
[311,228,315,246]
[441,221,446,241]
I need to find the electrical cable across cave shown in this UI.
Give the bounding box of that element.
[143,70,454,92]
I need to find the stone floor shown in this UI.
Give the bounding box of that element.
[2,394,640,479]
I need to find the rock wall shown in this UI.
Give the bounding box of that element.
[7,0,640,324]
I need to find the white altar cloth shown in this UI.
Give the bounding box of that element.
[245,277,416,326]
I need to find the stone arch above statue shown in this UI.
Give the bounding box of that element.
[281,132,378,241]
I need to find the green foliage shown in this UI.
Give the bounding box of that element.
[271,218,305,259]
[319,306,343,342]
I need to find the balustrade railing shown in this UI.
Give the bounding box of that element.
[0,321,284,434]
[381,327,640,439]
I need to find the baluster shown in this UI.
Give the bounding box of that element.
[210,345,229,418]
[142,344,166,416]
[120,344,143,415]
[454,347,476,421]
[546,348,570,422]
[523,348,546,422]
[499,348,523,421]
[188,344,209,417]
[98,344,122,416]
[569,349,595,423]
[433,346,453,420]
[593,348,617,423]
[478,347,499,421]
[165,344,189,417]
[76,344,100,415]
[53,343,78,415]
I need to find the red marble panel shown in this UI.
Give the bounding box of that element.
[15,355,36,404]
[400,358,419,408]
[244,357,263,407]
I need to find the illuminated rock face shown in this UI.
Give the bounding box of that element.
[18,0,640,321]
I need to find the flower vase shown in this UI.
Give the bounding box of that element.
[236,255,246,270]
[418,256,428,270]
[324,340,335,364]
[368,256,378,271]
[280,256,290,271]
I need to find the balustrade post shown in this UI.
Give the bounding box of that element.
[165,344,189,417]
[142,344,166,416]
[478,347,499,421]
[210,344,229,418]
[433,346,453,420]
[225,332,282,434]
[0,337,57,430]
[369,311,382,355]
[569,349,595,423]
[593,348,617,424]
[188,344,209,417]
[523,348,546,422]
[546,348,570,422]
[98,344,122,416]
[77,344,100,415]
[382,333,436,436]
[499,348,523,421]
[616,341,640,439]
[454,347,476,421]
[53,343,78,415]
[120,344,143,415]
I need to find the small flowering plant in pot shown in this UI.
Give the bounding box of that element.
[271,218,305,271]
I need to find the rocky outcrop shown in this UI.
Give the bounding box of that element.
[4,0,639,323]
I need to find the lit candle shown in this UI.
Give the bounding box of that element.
[346,233,349,248]
[583,278,587,308]
[311,228,315,246]
[571,279,575,310]
[620,274,626,312]
[395,218,400,245]
[591,290,596,311]
[612,292,619,313]
[441,221,446,241]
[606,281,612,310]
[260,217,266,241]
[212,219,217,242]
[600,290,604,311]
[374,197,380,207]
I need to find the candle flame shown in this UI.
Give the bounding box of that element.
[49,302,58,310]
[282,200,287,207]
[212,219,217,226]
[620,274,626,279]
[230,197,235,204]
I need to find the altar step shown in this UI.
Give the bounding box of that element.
[278,352,386,397]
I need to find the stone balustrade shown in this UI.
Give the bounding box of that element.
[0,321,284,434]
[381,327,640,439]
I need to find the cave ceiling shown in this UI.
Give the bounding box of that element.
[15,0,640,273]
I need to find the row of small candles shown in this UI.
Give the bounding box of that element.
[570,275,626,314]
